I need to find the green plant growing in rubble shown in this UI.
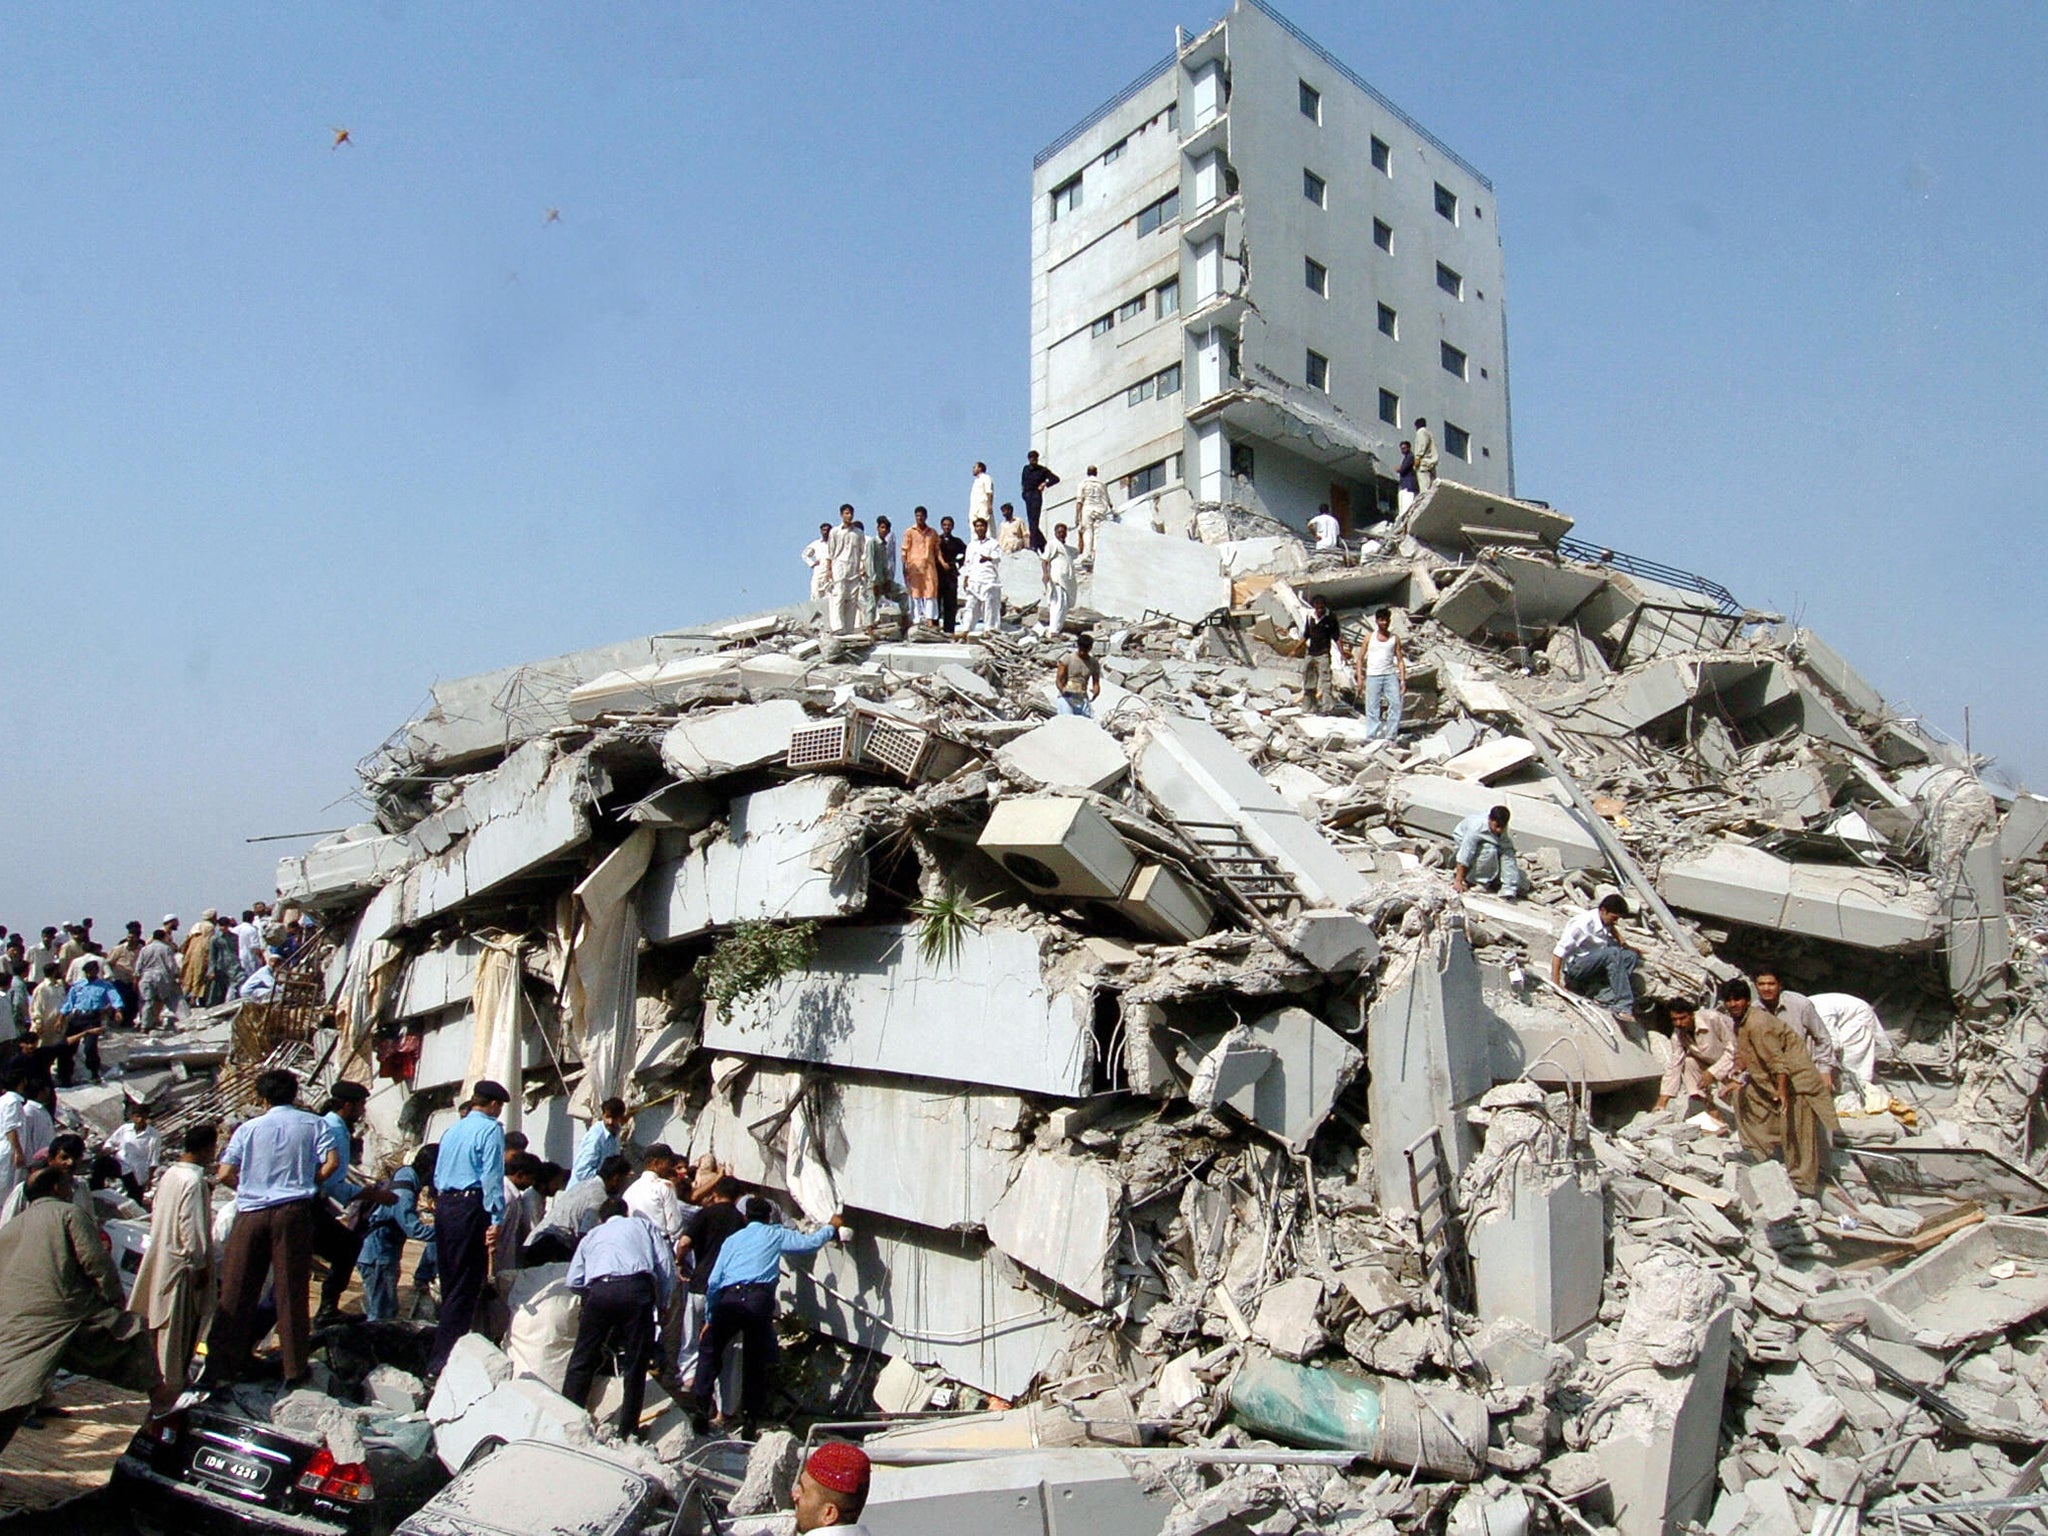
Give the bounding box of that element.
[909,884,979,968]
[694,920,819,1016]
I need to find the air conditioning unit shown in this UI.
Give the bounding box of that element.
[978,798,1137,901]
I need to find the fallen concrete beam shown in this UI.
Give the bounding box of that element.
[276,826,412,907]
[1386,776,1604,873]
[1660,842,1941,950]
[1089,522,1232,625]
[869,643,987,678]
[1788,627,1887,722]
[985,1150,1123,1305]
[640,777,867,944]
[1187,1006,1363,1151]
[1367,931,1503,1211]
[703,924,1095,1098]
[863,1449,1167,1536]
[659,699,810,780]
[1469,1165,1605,1343]
[1136,713,1372,910]
[1441,737,1538,785]
[568,654,738,722]
[2003,793,2048,871]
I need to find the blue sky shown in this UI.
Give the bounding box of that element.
[1,1,2042,927]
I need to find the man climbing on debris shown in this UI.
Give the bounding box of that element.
[136,926,182,1029]
[428,1078,509,1375]
[792,1441,871,1531]
[1451,805,1528,899]
[1396,440,1420,516]
[1020,450,1059,551]
[1040,521,1078,635]
[1074,464,1109,561]
[1550,894,1641,1019]
[1054,632,1101,718]
[691,1196,849,1438]
[1357,606,1406,739]
[936,514,966,634]
[962,514,1003,634]
[1300,594,1347,712]
[901,506,941,628]
[573,1096,627,1183]
[1725,976,1838,1197]
[1412,418,1438,492]
[824,504,867,636]
[523,1154,633,1266]
[561,1195,677,1441]
[1308,502,1341,552]
[623,1143,688,1253]
[1652,997,1735,1129]
[1751,966,1836,1091]
[673,1175,745,1400]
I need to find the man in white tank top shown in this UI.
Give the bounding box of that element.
[1357,607,1406,740]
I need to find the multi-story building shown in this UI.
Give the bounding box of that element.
[1029,0,1511,541]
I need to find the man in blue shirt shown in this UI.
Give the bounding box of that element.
[357,1149,435,1322]
[428,1079,509,1375]
[571,1097,627,1183]
[1451,805,1529,900]
[311,1081,370,1326]
[561,1199,678,1439]
[56,960,119,1087]
[201,1068,337,1388]
[691,1197,847,1437]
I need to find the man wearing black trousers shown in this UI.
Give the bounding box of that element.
[560,1198,676,1438]
[427,1080,508,1376]
[690,1197,846,1436]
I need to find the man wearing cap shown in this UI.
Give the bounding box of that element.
[428,1080,509,1375]
[793,1441,871,1531]
[311,1081,372,1326]
[57,960,118,1087]
[1451,806,1529,899]
[1550,894,1641,1018]
[136,926,182,1030]
[561,1196,677,1439]
[692,1198,848,1436]
[202,1068,337,1387]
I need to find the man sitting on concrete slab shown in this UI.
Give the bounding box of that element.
[1751,965,1836,1092]
[1725,976,1838,1198]
[1451,805,1528,899]
[1550,894,1641,1019]
[1652,998,1735,1131]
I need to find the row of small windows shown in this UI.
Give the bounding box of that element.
[1300,252,1466,304]
[1304,355,1473,451]
[1048,105,1182,219]
[1298,76,1479,223]
[1127,453,1182,497]
[1088,278,1178,339]
[1126,363,1182,406]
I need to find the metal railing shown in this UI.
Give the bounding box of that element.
[1556,536,1742,615]
[1033,51,1179,169]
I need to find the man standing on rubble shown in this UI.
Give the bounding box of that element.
[1020,450,1059,551]
[1308,503,1341,553]
[824,504,867,636]
[996,503,1029,554]
[1451,806,1528,899]
[963,515,1003,634]
[1750,967,1836,1091]
[1054,633,1101,718]
[1299,594,1347,712]
[131,1123,217,1394]
[561,1195,677,1440]
[1074,465,1109,561]
[311,1081,372,1327]
[901,507,941,628]
[1550,894,1641,1019]
[1040,521,1078,635]
[691,1197,848,1438]
[1412,419,1438,493]
[1726,977,1837,1197]
[1396,441,1420,517]
[1652,998,1735,1129]
[427,1078,510,1376]
[802,522,832,623]
[936,515,966,634]
[1357,607,1406,739]
[969,461,995,529]
[868,515,903,629]
[57,959,117,1087]
[574,1097,627,1184]
[107,921,143,1028]
[136,927,181,1030]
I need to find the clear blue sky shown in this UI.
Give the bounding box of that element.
[2,1,2042,928]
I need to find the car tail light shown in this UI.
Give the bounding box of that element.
[296,1446,376,1503]
[149,1413,184,1445]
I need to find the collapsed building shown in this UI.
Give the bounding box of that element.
[176,477,2048,1534]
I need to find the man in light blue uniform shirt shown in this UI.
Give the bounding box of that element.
[691,1197,846,1436]
[561,1199,677,1438]
[311,1081,370,1325]
[428,1080,509,1375]
[1451,805,1528,899]
[571,1097,626,1183]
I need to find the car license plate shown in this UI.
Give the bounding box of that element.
[193,1446,271,1494]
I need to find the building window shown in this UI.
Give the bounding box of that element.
[1299,80,1321,122]
[1372,218,1393,253]
[1444,422,1471,460]
[1305,349,1330,391]
[1127,376,1155,407]
[1167,103,1180,133]
[1136,190,1179,237]
[1051,175,1082,220]
[1156,278,1180,317]
[1156,363,1182,398]
[1117,295,1145,323]
[1436,262,1463,299]
[1370,136,1391,174]
[1304,257,1328,297]
[1128,457,1175,496]
[1441,342,1468,379]
[1377,302,1398,339]
[1103,137,1127,165]
[1230,442,1256,479]
[1303,169,1326,207]
[1090,313,1114,338]
[1434,182,1458,223]
[1378,388,1399,426]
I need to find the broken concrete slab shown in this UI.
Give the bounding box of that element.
[1181,1006,1363,1152]
[568,653,739,722]
[641,776,867,943]
[978,796,1138,901]
[1282,909,1381,973]
[1865,1216,2048,1350]
[659,698,810,780]
[868,642,987,678]
[1433,564,1513,639]
[1469,1166,1605,1344]
[1442,736,1539,785]
[1251,1276,1327,1361]
[1387,776,1605,873]
[1089,521,1232,625]
[703,923,1094,1098]
[994,715,1130,793]
[861,1449,1168,1536]
[1660,842,1941,949]
[276,826,413,907]
[2002,792,2048,871]
[430,1374,597,1476]
[985,1149,1123,1305]
[1401,479,1574,553]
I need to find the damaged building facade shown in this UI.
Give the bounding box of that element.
[1030,0,1513,543]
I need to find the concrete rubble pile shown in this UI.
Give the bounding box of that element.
[190,477,2048,1533]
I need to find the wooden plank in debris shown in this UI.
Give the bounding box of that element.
[1832,1201,1984,1272]
[1655,1170,1734,1209]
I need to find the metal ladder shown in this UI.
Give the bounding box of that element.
[1404,1127,1473,1317]
[1169,818,1304,927]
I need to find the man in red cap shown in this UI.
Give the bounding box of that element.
[793,1440,870,1531]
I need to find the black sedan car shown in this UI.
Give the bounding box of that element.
[113,1392,443,1536]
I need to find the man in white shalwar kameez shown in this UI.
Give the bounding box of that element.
[801,523,832,623]
[968,462,995,528]
[130,1124,216,1392]
[1040,522,1078,634]
[824,504,867,635]
[962,517,1004,634]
